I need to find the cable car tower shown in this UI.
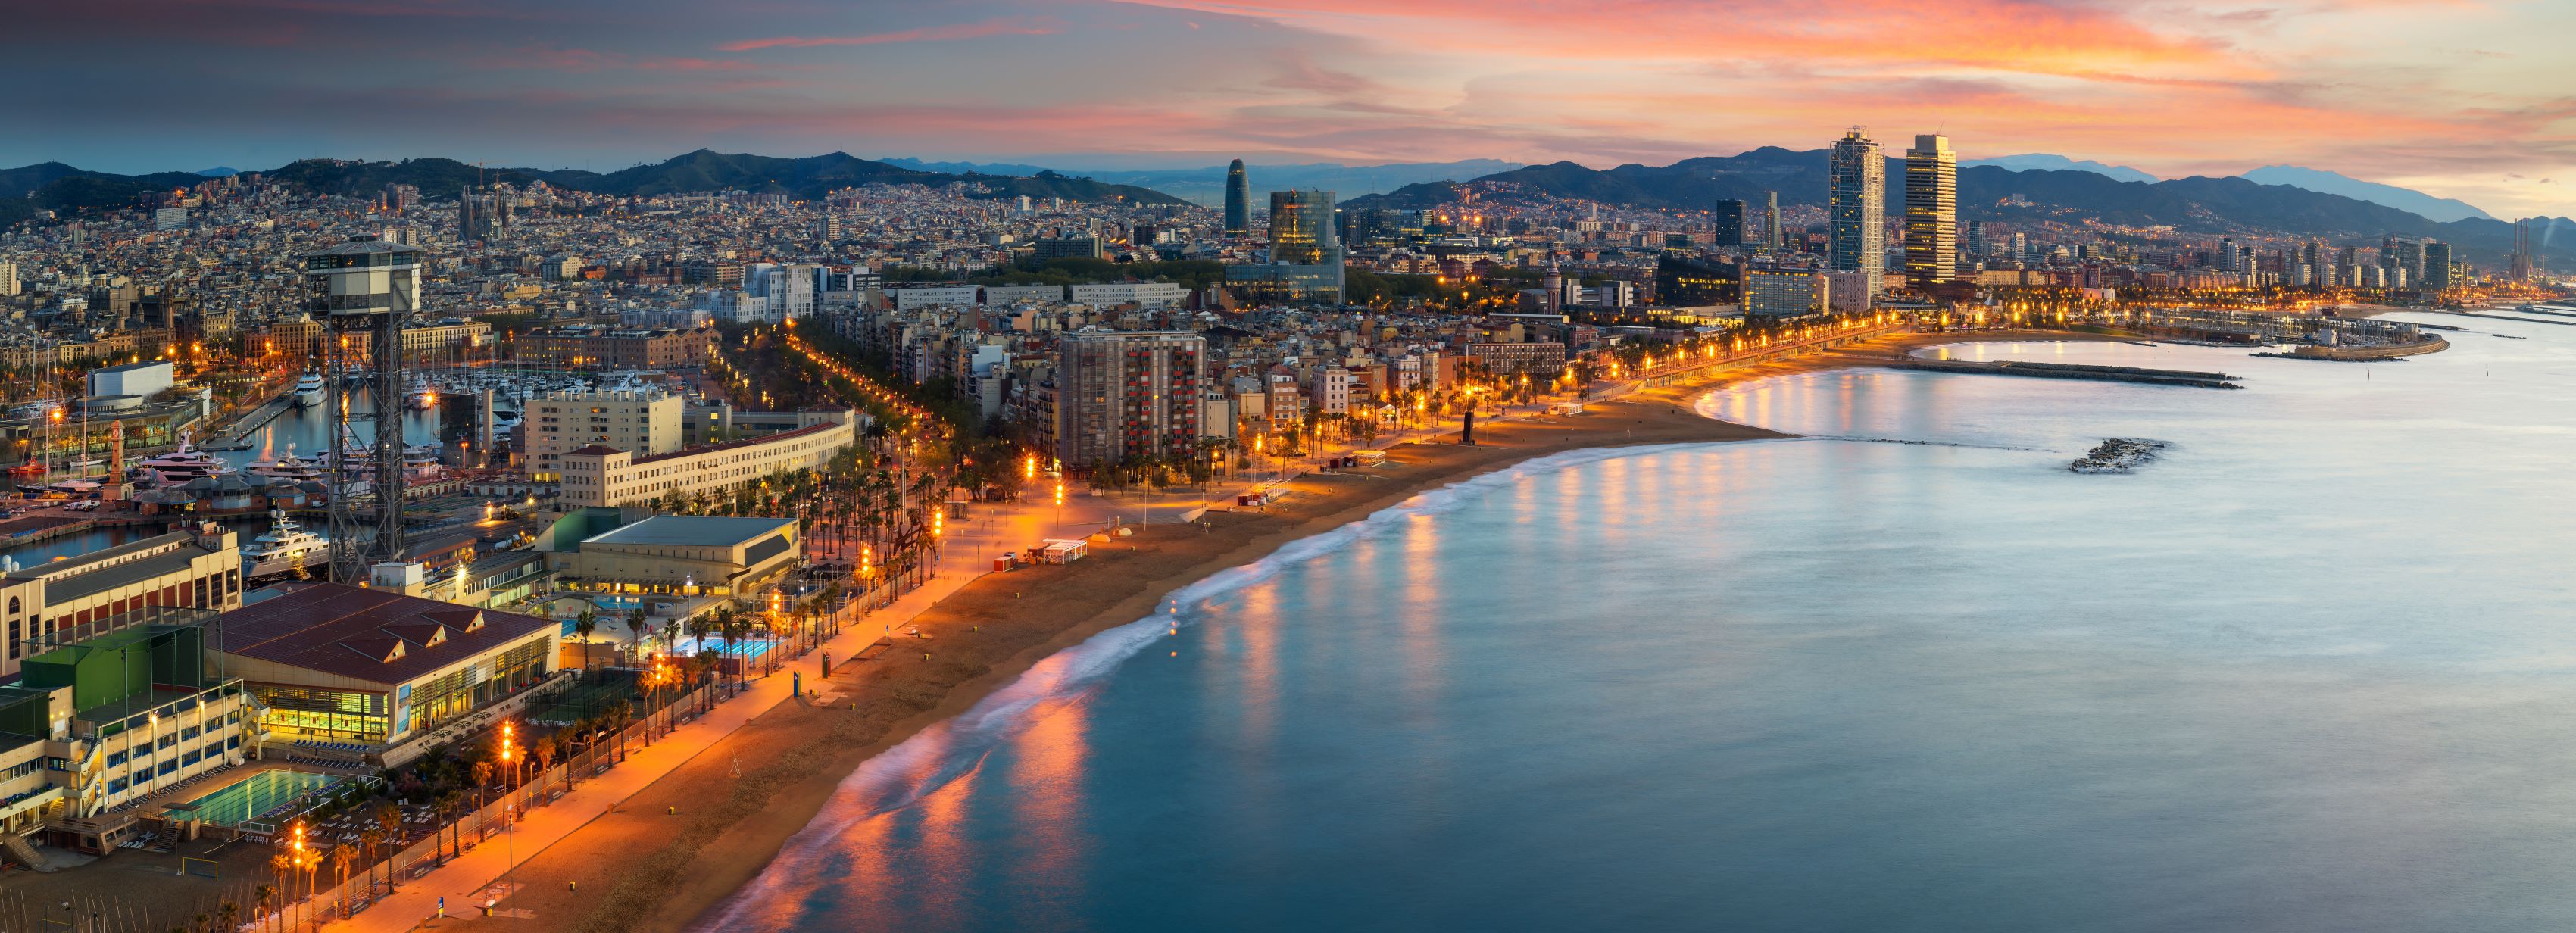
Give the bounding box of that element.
[300,238,420,584]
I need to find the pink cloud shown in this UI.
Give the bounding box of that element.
[719,16,1065,52]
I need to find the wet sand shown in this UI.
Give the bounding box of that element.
[454,329,2103,933]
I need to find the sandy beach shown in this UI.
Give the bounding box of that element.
[430,328,2104,933]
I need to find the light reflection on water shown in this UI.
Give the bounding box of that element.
[710,317,2576,932]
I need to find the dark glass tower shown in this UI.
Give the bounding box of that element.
[1713,198,1746,248]
[1224,159,1250,235]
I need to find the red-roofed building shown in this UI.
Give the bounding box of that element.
[214,583,561,767]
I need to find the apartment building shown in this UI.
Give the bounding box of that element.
[526,386,685,482]
[1052,329,1205,468]
[557,420,856,508]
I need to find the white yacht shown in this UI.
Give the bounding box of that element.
[407,378,438,411]
[242,510,330,577]
[249,444,326,482]
[136,437,233,482]
[292,373,327,408]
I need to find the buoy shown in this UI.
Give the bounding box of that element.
[667,806,676,815]
[1170,651,1178,657]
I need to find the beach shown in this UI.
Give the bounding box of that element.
[431,329,2102,933]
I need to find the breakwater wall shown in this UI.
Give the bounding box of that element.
[1881,357,2243,388]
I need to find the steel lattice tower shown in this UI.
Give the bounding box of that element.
[302,239,420,585]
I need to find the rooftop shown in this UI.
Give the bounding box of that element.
[622,421,841,466]
[218,583,554,688]
[581,515,795,548]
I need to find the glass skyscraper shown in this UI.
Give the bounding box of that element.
[1903,133,1955,289]
[1828,128,1886,301]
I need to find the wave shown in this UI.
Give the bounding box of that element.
[695,442,1717,931]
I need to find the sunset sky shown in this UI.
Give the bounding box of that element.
[8,0,2570,217]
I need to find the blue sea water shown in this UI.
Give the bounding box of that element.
[707,313,2576,932]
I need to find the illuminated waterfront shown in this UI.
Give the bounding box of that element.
[703,313,2576,931]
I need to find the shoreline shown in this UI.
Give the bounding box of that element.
[492,329,2111,933]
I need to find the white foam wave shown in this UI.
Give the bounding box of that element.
[696,443,1713,931]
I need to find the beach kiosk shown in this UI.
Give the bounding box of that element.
[1039,538,1088,565]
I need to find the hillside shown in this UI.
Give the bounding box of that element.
[1,150,1188,226]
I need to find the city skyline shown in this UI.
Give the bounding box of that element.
[3,0,2571,220]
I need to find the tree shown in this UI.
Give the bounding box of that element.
[572,609,598,669]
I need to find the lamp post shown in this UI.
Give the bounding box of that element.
[498,721,517,898]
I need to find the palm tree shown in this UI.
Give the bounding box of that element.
[470,760,495,808]
[533,741,557,796]
[220,900,239,933]
[329,845,354,915]
[572,609,598,669]
[374,800,403,854]
[626,606,649,653]
[254,884,274,932]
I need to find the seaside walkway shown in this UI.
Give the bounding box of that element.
[319,498,1104,933]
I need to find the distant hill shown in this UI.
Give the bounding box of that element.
[0,163,209,228]
[1344,147,2568,265]
[266,150,1189,205]
[2237,165,2494,223]
[881,157,1525,205]
[193,167,241,177]
[1961,154,2157,184]
[0,150,1188,227]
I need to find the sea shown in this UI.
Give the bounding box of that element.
[705,311,2576,932]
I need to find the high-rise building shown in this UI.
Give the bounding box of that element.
[1828,128,1886,301]
[1902,133,1956,289]
[2423,241,2455,290]
[2011,232,2028,260]
[384,183,420,211]
[1226,189,1344,302]
[1713,198,1746,248]
[1054,329,1206,469]
[1762,191,1782,254]
[1269,189,1337,264]
[1966,221,1987,260]
[2218,237,2238,271]
[1224,160,1250,236]
[0,262,15,297]
[2511,218,2536,281]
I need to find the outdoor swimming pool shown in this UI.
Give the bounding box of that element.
[669,636,776,660]
[180,769,341,827]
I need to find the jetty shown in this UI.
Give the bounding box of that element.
[1877,357,2243,389]
[206,391,296,450]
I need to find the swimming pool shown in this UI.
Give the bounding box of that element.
[670,636,776,660]
[180,769,342,828]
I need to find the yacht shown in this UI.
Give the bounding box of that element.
[136,438,233,482]
[402,443,442,479]
[292,373,326,408]
[407,378,438,411]
[249,445,326,482]
[242,510,330,577]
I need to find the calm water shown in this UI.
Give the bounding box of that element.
[708,313,2576,932]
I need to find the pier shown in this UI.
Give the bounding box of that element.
[206,392,295,450]
[1875,357,2244,388]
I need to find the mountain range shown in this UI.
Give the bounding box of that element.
[880,158,1525,206]
[0,150,1189,227]
[2237,165,2495,223]
[1959,154,2159,184]
[1342,148,2564,265]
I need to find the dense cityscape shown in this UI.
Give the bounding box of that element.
[4,0,2575,922]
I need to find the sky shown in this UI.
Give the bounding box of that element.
[4,0,2571,218]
